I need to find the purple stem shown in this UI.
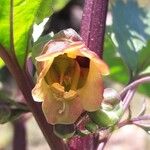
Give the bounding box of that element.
[68,0,109,150]
[122,89,136,112]
[80,0,108,57]
[97,141,107,150]
[120,76,150,97]
[0,45,67,150]
[118,115,150,129]
[13,118,26,150]
[131,115,150,122]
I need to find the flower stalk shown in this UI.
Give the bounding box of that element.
[13,118,26,150]
[80,0,109,57]
[68,0,109,149]
[0,45,67,150]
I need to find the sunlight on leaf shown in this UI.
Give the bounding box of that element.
[0,0,53,66]
[0,59,5,69]
[52,0,69,12]
[137,41,150,74]
[104,35,129,84]
[111,0,150,75]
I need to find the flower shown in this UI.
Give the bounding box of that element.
[32,29,109,125]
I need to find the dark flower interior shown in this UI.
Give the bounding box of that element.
[45,53,90,91]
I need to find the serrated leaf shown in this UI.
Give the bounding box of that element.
[111,0,150,74]
[0,0,53,66]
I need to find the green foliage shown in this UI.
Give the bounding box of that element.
[0,0,53,66]
[0,92,29,124]
[32,34,53,61]
[0,59,5,69]
[88,103,123,128]
[111,0,150,75]
[35,0,53,24]
[52,0,69,12]
[104,35,129,84]
[137,41,150,74]
[104,34,150,96]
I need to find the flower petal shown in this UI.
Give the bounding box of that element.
[78,59,104,111]
[32,79,49,102]
[42,92,83,125]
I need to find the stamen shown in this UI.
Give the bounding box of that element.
[51,83,64,96]
[63,90,77,101]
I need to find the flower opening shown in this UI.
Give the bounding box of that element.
[32,29,109,125]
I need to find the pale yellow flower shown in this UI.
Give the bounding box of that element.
[32,29,109,125]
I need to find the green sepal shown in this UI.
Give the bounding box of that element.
[75,129,91,137]
[85,121,98,133]
[53,124,75,139]
[88,103,124,128]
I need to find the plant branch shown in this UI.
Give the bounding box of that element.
[131,115,150,122]
[68,0,109,150]
[0,45,67,150]
[13,118,26,150]
[80,0,109,57]
[120,76,150,97]
[122,89,136,112]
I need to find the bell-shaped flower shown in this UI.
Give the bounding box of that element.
[32,29,109,125]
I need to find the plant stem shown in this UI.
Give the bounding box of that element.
[68,0,109,149]
[80,0,109,57]
[13,118,26,150]
[131,115,150,122]
[122,89,136,112]
[120,76,150,97]
[0,45,67,150]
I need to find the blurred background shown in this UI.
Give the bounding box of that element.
[0,0,150,149]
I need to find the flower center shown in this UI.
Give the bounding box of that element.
[51,83,77,102]
[51,83,77,114]
[45,54,90,114]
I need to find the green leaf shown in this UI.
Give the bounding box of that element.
[35,0,53,24]
[52,0,69,12]
[32,34,53,62]
[0,58,5,69]
[104,34,150,96]
[111,0,150,75]
[104,34,129,84]
[0,0,53,66]
[137,41,150,74]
